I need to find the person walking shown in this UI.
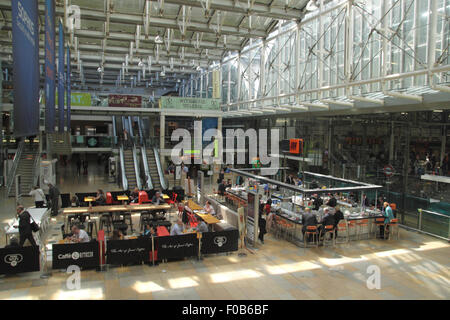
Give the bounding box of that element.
[17,205,37,247]
[76,157,82,176]
[83,159,88,175]
[380,202,394,239]
[48,183,60,217]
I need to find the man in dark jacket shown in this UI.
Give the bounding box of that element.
[17,205,37,247]
[218,179,226,196]
[48,183,60,217]
[301,208,318,242]
[312,195,323,211]
[319,208,335,239]
[326,194,337,208]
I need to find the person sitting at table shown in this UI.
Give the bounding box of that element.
[333,205,344,236]
[195,219,208,233]
[5,236,20,248]
[170,219,185,236]
[265,199,272,215]
[152,191,163,205]
[17,205,38,247]
[301,208,318,243]
[326,193,337,208]
[111,229,124,240]
[94,189,106,206]
[130,187,140,203]
[204,201,216,216]
[142,224,156,237]
[70,225,90,243]
[71,195,80,207]
[319,208,335,239]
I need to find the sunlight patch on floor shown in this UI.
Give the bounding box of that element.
[209,269,263,284]
[133,281,165,293]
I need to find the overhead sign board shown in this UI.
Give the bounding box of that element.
[160,97,220,110]
[108,94,142,108]
[55,91,92,106]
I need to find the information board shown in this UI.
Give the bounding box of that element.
[160,97,220,110]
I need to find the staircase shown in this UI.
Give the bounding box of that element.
[8,146,39,197]
[123,149,138,190]
[146,148,161,190]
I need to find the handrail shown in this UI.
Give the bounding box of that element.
[32,151,40,189]
[405,208,450,241]
[132,144,142,190]
[153,147,168,190]
[141,145,153,190]
[7,140,24,194]
[119,145,128,191]
[417,209,450,219]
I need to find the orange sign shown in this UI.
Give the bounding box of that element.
[289,139,303,154]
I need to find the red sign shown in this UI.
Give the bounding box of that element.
[108,95,142,108]
[384,165,394,178]
[289,139,303,154]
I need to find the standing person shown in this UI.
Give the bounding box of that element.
[76,157,82,176]
[258,204,267,244]
[48,183,60,217]
[83,159,88,175]
[380,202,394,239]
[123,129,129,148]
[217,169,225,186]
[29,186,46,208]
[17,205,37,247]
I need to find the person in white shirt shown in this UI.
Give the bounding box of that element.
[170,219,185,236]
[71,225,90,243]
[204,201,216,216]
[29,186,46,208]
[196,220,208,233]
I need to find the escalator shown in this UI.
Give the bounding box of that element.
[138,117,167,191]
[117,116,142,191]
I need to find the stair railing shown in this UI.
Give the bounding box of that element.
[141,144,153,190]
[32,149,40,189]
[119,144,128,191]
[7,140,25,195]
[132,143,143,190]
[153,147,168,190]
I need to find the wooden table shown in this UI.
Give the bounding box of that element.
[117,195,129,201]
[162,194,170,200]
[193,211,220,224]
[186,199,203,211]
[84,197,95,202]
[63,203,171,233]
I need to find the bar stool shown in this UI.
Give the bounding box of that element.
[320,225,336,247]
[347,220,358,241]
[139,212,152,231]
[304,226,319,248]
[336,221,349,243]
[373,218,386,239]
[385,218,400,240]
[122,212,134,232]
[86,219,98,238]
[99,214,112,234]
[357,219,370,240]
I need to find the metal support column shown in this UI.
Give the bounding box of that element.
[160,114,165,169]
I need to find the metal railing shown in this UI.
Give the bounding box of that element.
[119,145,128,191]
[141,145,153,190]
[398,209,450,241]
[132,144,142,190]
[32,151,40,189]
[153,147,168,190]
[6,140,24,194]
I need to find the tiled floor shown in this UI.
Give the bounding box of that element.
[1,158,449,300]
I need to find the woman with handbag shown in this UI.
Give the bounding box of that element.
[17,205,38,247]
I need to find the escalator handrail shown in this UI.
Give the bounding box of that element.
[119,144,128,191]
[141,145,153,190]
[132,144,142,190]
[153,147,168,190]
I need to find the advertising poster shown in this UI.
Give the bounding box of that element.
[107,238,152,265]
[44,0,55,133]
[156,234,198,260]
[11,0,40,138]
[52,242,100,269]
[201,230,239,254]
[108,95,142,108]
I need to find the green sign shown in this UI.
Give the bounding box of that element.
[160,97,220,110]
[55,91,92,106]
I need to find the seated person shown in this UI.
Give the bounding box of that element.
[5,236,20,248]
[70,225,90,243]
[326,194,337,208]
[312,195,323,211]
[217,180,226,196]
[111,229,124,240]
[170,219,185,236]
[204,201,216,216]
[94,189,106,206]
[142,224,156,237]
[71,195,80,207]
[152,191,163,205]
[319,208,335,238]
[130,187,140,203]
[301,208,318,242]
[195,219,208,233]
[333,206,344,236]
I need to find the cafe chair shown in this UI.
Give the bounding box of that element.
[187,211,199,228]
[304,226,319,248]
[373,218,386,239]
[131,191,151,206]
[385,218,400,240]
[356,219,370,240]
[336,221,349,243]
[166,192,178,206]
[320,225,336,247]
[99,214,112,234]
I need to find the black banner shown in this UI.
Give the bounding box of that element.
[200,229,239,255]
[52,242,99,269]
[156,234,198,260]
[107,238,152,265]
[0,247,40,274]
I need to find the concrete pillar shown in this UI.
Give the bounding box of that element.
[160,114,165,169]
